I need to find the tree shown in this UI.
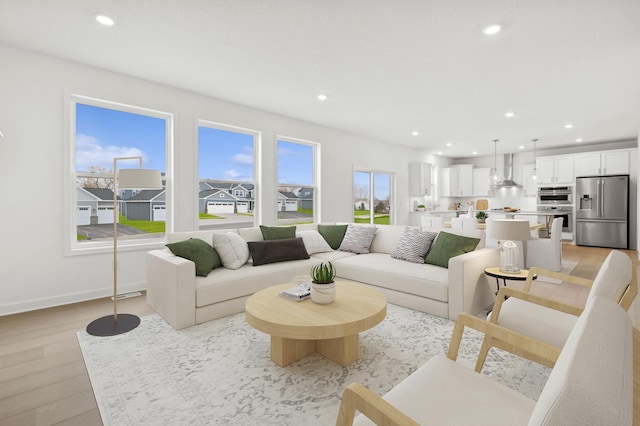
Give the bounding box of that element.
[78,166,114,189]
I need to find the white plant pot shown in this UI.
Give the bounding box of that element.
[311,282,336,304]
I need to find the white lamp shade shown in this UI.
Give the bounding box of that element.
[118,169,163,189]
[487,220,531,241]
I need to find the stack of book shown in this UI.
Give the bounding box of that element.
[279,283,311,302]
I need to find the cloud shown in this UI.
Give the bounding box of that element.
[223,169,252,182]
[75,133,147,170]
[231,153,253,165]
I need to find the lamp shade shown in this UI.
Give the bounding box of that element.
[487,220,531,241]
[118,169,163,189]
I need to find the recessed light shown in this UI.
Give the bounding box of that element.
[564,123,574,129]
[504,112,515,118]
[411,131,419,136]
[317,94,328,101]
[437,151,443,155]
[482,24,501,35]
[95,14,115,26]
[576,138,583,142]
[518,145,524,149]
[446,142,452,147]
[472,151,478,155]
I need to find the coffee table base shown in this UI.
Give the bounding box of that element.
[271,334,359,367]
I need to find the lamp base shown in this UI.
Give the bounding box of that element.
[86,313,141,336]
[499,266,521,274]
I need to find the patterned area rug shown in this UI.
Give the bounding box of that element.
[78,305,551,426]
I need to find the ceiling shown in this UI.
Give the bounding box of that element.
[1,0,639,158]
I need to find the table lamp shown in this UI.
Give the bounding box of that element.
[86,156,163,336]
[487,220,531,273]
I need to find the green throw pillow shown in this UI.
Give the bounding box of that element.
[424,231,480,268]
[259,225,296,240]
[166,238,221,277]
[318,224,348,250]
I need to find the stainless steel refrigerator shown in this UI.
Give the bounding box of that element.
[576,175,629,249]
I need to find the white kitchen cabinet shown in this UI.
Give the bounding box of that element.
[472,167,491,196]
[575,150,629,176]
[522,164,537,196]
[439,164,473,197]
[409,162,432,196]
[536,155,574,184]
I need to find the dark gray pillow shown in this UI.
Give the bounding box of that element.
[248,238,310,266]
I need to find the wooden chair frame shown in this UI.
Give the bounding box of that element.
[475,263,638,373]
[335,313,560,426]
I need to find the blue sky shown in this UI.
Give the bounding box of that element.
[76,103,313,185]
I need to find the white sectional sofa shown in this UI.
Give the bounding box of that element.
[146,224,499,329]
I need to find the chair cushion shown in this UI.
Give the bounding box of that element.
[530,297,632,425]
[588,250,631,305]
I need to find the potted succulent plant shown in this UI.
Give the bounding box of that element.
[475,211,488,223]
[310,262,336,304]
[416,204,426,212]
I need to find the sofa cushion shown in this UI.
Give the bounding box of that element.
[165,238,221,277]
[212,232,250,270]
[425,231,480,268]
[247,238,310,266]
[338,224,377,254]
[318,224,348,250]
[297,230,333,254]
[391,227,437,264]
[587,250,632,305]
[259,225,296,240]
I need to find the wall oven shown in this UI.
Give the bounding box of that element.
[538,205,573,234]
[537,186,573,205]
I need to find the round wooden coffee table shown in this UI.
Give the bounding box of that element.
[245,280,387,367]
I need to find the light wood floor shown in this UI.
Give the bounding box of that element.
[0,244,637,426]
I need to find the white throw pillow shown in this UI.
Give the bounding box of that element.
[212,232,250,270]
[391,227,438,264]
[296,230,333,254]
[338,224,377,254]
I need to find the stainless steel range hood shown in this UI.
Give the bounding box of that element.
[491,153,521,189]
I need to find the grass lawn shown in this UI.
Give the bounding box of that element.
[354,214,390,225]
[199,212,225,219]
[119,215,165,233]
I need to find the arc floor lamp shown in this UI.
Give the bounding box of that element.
[86,156,163,337]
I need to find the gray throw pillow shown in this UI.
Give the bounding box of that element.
[391,227,438,264]
[338,225,377,254]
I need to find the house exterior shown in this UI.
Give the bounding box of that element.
[121,189,166,221]
[277,191,299,212]
[77,187,115,225]
[297,187,314,211]
[199,180,254,213]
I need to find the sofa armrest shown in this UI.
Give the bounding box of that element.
[447,247,500,320]
[336,383,420,426]
[146,249,197,330]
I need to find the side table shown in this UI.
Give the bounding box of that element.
[483,266,537,296]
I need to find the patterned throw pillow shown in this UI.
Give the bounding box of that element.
[391,227,438,264]
[212,232,250,270]
[296,230,333,254]
[338,225,378,254]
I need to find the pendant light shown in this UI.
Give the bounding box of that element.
[530,138,539,183]
[489,139,501,186]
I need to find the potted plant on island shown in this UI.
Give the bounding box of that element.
[475,211,488,223]
[310,261,336,304]
[416,204,426,212]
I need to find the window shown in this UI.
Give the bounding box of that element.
[353,170,393,224]
[277,138,318,225]
[198,122,258,229]
[69,96,169,252]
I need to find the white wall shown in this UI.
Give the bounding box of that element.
[0,44,420,315]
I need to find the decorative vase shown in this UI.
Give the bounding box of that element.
[311,282,336,304]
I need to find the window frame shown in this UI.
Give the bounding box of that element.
[64,93,173,256]
[196,120,261,227]
[276,135,320,224]
[352,167,395,225]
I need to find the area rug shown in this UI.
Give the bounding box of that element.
[78,304,551,426]
[535,259,579,284]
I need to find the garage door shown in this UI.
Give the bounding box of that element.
[285,201,297,211]
[97,206,114,224]
[207,202,234,214]
[153,206,166,221]
[236,202,248,213]
[77,206,91,225]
